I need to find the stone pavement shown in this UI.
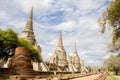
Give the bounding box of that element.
[70,74,100,80]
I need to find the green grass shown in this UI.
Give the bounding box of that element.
[0,78,10,80]
[114,75,120,80]
[105,74,120,80]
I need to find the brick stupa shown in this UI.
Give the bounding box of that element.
[10,47,38,75]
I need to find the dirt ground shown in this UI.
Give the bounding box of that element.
[70,74,100,80]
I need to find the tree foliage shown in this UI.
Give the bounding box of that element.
[18,38,41,62]
[0,28,18,58]
[98,1,120,74]
[0,28,41,62]
[98,0,120,44]
[104,54,120,74]
[108,39,120,52]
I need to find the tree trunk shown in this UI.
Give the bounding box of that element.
[114,67,119,75]
[115,70,118,75]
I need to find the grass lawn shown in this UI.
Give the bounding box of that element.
[105,74,120,80]
[114,75,120,80]
[0,78,10,80]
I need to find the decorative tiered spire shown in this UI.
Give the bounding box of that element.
[21,7,36,45]
[74,42,78,55]
[57,31,64,49]
[23,7,33,32]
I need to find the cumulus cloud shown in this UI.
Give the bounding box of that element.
[14,0,54,15]
[0,10,11,21]
[52,21,75,32]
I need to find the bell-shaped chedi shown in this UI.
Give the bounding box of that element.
[21,7,42,71]
[49,32,68,71]
[10,47,38,75]
[21,7,42,56]
[55,32,68,67]
[72,43,81,72]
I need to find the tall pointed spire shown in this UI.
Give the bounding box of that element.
[57,31,63,49]
[54,31,68,67]
[21,7,36,45]
[74,42,78,55]
[24,7,33,32]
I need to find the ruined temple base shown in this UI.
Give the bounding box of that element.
[0,47,42,79]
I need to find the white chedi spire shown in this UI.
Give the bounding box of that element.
[21,7,36,45]
[57,31,64,50]
[73,42,79,56]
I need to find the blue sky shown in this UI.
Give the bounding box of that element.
[0,0,114,67]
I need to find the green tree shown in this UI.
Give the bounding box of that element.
[86,66,92,72]
[0,28,41,66]
[0,28,18,67]
[18,38,41,62]
[98,0,120,44]
[98,1,120,74]
[0,28,18,58]
[104,54,120,75]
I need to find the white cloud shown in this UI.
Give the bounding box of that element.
[45,39,57,46]
[14,0,54,15]
[0,10,10,21]
[52,21,75,31]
